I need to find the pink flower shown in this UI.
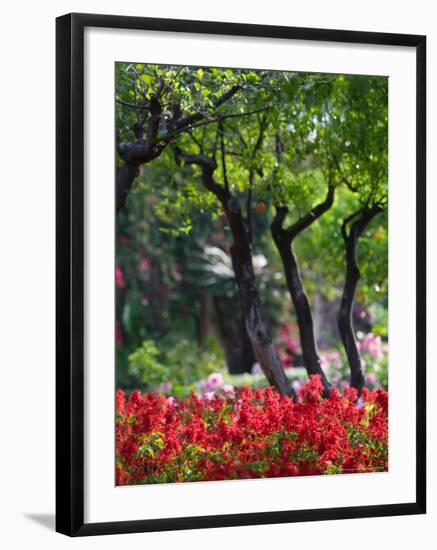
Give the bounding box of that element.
[207,373,224,390]
[361,333,385,360]
[327,351,343,369]
[115,264,125,289]
[366,373,377,384]
[328,351,340,362]
[222,384,235,397]
[203,391,215,401]
[320,355,329,369]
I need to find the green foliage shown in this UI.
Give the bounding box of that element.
[128,340,166,388]
[128,337,225,396]
[333,75,388,207]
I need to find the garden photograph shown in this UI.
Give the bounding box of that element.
[114,63,388,486]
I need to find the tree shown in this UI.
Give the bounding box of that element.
[263,77,337,394]
[337,204,384,393]
[333,76,388,395]
[271,187,334,394]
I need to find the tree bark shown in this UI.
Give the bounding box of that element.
[182,151,294,398]
[228,207,292,396]
[116,163,141,213]
[337,205,383,395]
[213,296,256,374]
[271,187,334,396]
[273,234,331,394]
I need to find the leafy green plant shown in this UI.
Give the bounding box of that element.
[128,340,167,388]
[128,337,225,396]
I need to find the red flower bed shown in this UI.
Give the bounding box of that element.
[116,376,388,485]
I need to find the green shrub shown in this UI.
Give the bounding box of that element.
[128,337,224,396]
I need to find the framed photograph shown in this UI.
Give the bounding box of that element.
[56,13,426,536]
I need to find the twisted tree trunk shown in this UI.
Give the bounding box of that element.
[271,186,334,396]
[182,151,294,398]
[337,205,383,395]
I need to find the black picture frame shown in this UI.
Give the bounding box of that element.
[56,12,426,537]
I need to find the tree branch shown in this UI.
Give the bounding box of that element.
[219,119,229,191]
[171,84,242,132]
[116,98,150,110]
[271,206,289,236]
[341,209,363,242]
[161,107,268,143]
[147,96,162,143]
[286,184,336,239]
[176,149,230,204]
[351,204,384,239]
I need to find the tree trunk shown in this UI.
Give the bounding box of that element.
[271,189,334,396]
[337,205,383,396]
[273,232,331,395]
[227,208,292,396]
[237,317,257,374]
[337,239,363,393]
[213,296,256,374]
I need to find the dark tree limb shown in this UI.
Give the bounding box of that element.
[337,203,383,396]
[271,184,335,396]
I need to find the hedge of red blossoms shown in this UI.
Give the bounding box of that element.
[116,375,388,485]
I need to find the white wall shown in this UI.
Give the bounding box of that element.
[0,0,434,547]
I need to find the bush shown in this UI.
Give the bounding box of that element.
[128,337,225,397]
[116,376,388,485]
